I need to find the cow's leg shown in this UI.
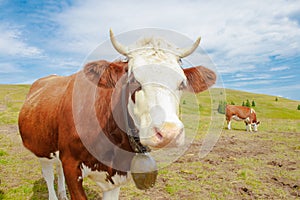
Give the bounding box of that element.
[56,160,68,200]
[227,120,232,130]
[61,157,87,200]
[102,187,120,200]
[40,158,58,200]
[246,123,252,132]
[248,124,252,132]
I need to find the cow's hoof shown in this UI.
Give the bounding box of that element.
[59,197,68,200]
[58,193,69,200]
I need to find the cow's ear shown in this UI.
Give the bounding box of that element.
[183,66,216,93]
[84,60,128,88]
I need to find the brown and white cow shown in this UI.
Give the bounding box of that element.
[225,105,260,132]
[18,30,216,200]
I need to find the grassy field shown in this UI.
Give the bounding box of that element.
[0,85,299,199]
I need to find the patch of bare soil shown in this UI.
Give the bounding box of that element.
[0,125,18,135]
[2,125,300,199]
[181,131,299,199]
[0,104,6,112]
[126,130,300,199]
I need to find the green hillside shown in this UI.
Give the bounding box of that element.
[220,88,300,132]
[0,84,31,125]
[0,85,299,132]
[223,88,300,120]
[181,88,300,134]
[0,85,299,199]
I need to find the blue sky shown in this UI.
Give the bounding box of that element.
[0,0,300,100]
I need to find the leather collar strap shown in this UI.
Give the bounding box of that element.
[121,80,150,153]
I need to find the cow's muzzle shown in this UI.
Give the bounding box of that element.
[147,122,185,148]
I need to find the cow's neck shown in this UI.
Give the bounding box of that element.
[95,88,133,152]
[121,81,150,153]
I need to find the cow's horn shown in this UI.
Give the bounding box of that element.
[178,37,201,58]
[110,29,128,56]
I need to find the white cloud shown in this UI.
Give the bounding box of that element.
[270,66,290,71]
[279,75,295,79]
[1,0,300,99]
[0,62,23,74]
[247,84,300,100]
[0,24,43,57]
[227,74,272,82]
[234,73,246,78]
[225,79,275,88]
[217,64,257,74]
[49,0,300,74]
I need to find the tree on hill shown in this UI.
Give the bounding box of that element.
[218,101,227,114]
[245,99,251,107]
[298,104,300,110]
[251,100,256,107]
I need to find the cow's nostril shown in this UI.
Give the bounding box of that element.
[154,127,163,140]
[155,131,163,141]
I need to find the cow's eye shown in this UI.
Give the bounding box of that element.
[179,81,186,90]
[128,73,141,90]
[129,77,142,104]
[129,77,141,90]
[178,58,183,66]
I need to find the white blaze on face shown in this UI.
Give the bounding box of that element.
[127,50,186,148]
[251,123,258,132]
[109,32,201,149]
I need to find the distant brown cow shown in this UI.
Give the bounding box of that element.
[225,105,260,132]
[18,30,216,200]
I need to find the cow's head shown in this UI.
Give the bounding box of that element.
[251,121,260,132]
[249,110,260,132]
[109,30,216,149]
